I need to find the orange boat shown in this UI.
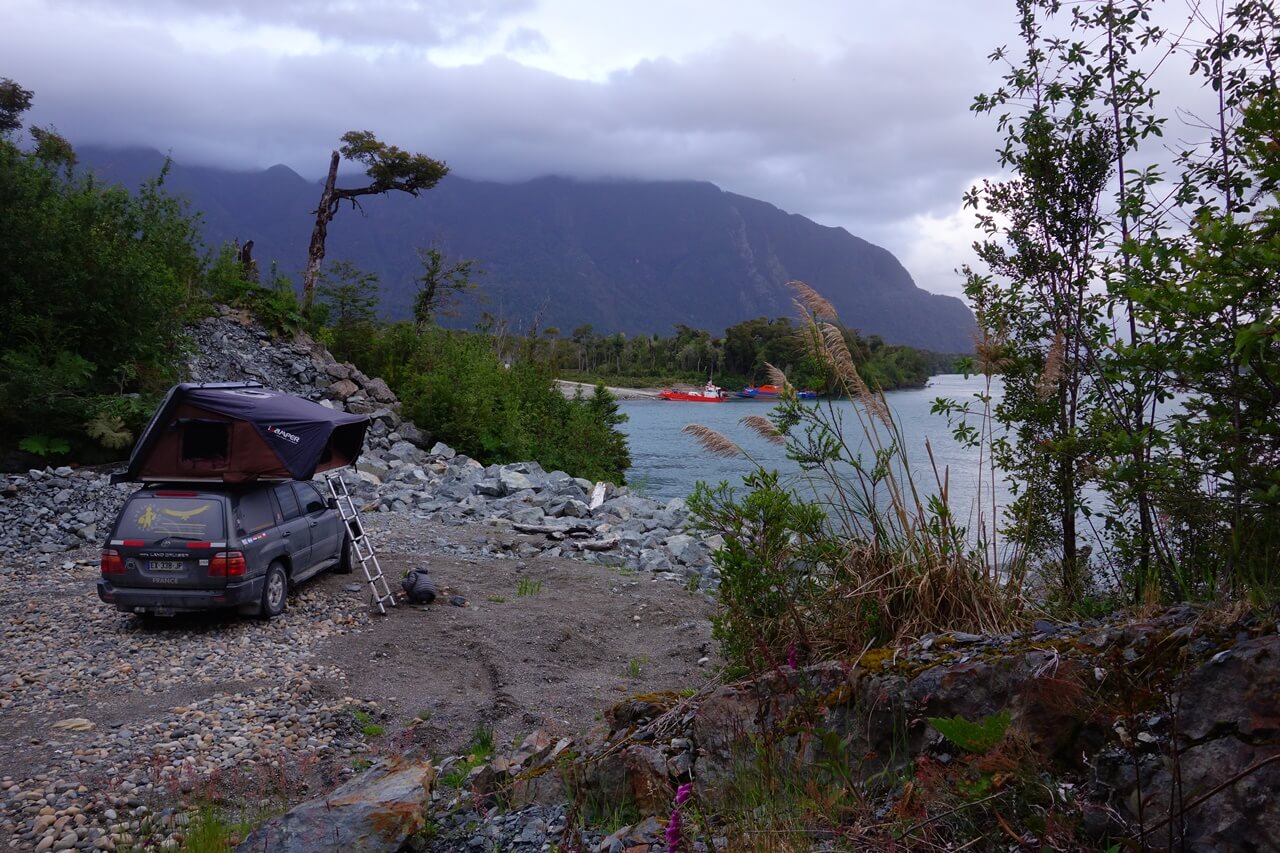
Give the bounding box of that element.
[737,384,818,399]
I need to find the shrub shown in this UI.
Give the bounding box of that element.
[688,282,1024,676]
[0,141,200,460]
[391,327,630,482]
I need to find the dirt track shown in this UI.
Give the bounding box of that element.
[319,512,717,756]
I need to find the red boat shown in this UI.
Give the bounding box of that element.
[658,381,729,402]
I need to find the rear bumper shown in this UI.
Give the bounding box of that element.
[97,576,263,613]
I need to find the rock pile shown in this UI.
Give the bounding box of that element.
[0,468,132,562]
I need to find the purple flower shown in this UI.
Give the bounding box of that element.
[787,644,798,670]
[675,782,693,805]
[665,808,682,852]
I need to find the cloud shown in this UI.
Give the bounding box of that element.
[46,0,535,48]
[5,0,1013,300]
[503,26,548,55]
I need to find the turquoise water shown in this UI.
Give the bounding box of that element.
[617,374,1007,528]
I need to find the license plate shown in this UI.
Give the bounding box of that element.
[149,560,184,572]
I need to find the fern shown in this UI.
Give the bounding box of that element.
[18,434,71,457]
[85,413,133,450]
[927,709,1011,754]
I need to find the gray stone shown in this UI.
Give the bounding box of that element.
[236,759,433,853]
[499,469,534,494]
[364,377,397,404]
[475,479,505,498]
[387,441,419,463]
[324,379,359,401]
[356,458,390,482]
[397,421,429,448]
[429,442,456,459]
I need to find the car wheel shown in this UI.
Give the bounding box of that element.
[334,536,355,574]
[260,561,288,619]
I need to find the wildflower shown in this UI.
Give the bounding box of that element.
[787,644,798,670]
[667,782,694,851]
[665,808,682,852]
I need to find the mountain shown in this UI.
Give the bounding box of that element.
[77,146,976,351]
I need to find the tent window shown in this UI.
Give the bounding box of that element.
[180,419,230,463]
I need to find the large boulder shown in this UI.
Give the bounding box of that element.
[236,757,434,853]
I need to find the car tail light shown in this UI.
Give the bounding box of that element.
[209,551,246,577]
[100,549,126,575]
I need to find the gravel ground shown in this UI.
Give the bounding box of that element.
[0,508,715,851]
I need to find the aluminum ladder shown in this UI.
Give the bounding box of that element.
[325,471,397,614]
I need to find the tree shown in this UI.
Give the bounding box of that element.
[0,78,33,136]
[413,246,479,330]
[302,131,448,311]
[317,261,380,365]
[0,82,202,458]
[954,0,1280,604]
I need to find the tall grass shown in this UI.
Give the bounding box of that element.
[687,281,1025,673]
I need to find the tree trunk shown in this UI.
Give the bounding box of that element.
[302,151,340,312]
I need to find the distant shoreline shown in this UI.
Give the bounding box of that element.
[555,380,662,400]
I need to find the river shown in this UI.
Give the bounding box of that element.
[617,374,1007,528]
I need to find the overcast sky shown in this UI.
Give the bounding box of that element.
[5,1,1049,299]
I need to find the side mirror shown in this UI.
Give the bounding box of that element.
[326,497,339,510]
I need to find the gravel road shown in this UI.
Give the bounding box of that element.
[0,510,715,851]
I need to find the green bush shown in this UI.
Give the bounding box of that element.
[388,327,631,482]
[0,141,200,460]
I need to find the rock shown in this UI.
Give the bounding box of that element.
[428,442,456,459]
[397,421,429,448]
[356,459,390,482]
[236,758,433,853]
[363,378,397,404]
[324,379,360,401]
[498,468,534,494]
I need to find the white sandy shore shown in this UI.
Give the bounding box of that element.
[554,379,662,400]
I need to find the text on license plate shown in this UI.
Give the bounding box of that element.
[149,560,184,572]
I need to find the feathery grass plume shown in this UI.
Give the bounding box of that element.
[1036,331,1065,400]
[683,423,743,457]
[763,362,789,390]
[740,414,786,446]
[789,279,838,321]
[817,322,890,425]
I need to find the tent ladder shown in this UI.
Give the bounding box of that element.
[325,471,397,614]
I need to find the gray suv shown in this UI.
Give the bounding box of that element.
[97,481,354,618]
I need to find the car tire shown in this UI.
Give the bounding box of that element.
[334,535,355,574]
[260,561,288,619]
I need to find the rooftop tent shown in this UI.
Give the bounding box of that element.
[118,382,369,483]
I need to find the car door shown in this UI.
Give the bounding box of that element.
[295,481,341,569]
[271,482,313,580]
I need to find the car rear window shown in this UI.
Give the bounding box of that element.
[115,497,226,541]
[236,490,275,534]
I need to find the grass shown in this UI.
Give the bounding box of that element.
[516,578,544,597]
[625,655,649,678]
[439,725,497,789]
[685,280,1025,676]
[179,806,259,853]
[353,708,385,738]
[116,804,263,853]
[487,594,508,603]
